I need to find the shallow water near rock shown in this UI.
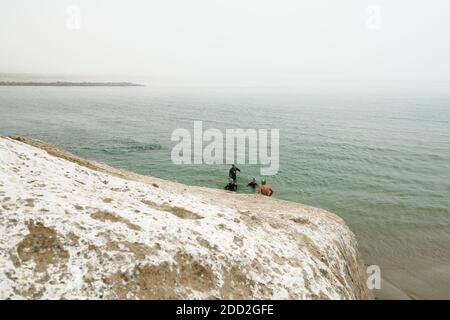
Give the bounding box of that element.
[1,86,449,299]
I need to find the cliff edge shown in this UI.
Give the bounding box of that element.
[0,136,373,299]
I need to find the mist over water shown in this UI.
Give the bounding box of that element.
[1,86,450,298]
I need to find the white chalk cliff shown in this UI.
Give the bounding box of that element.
[0,136,373,299]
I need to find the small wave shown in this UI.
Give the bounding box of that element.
[96,138,162,154]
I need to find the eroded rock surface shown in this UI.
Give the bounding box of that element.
[0,137,373,299]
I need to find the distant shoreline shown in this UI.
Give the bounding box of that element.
[0,81,145,87]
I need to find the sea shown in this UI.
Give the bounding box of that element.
[1,86,449,299]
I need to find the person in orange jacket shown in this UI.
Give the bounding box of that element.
[258,178,274,196]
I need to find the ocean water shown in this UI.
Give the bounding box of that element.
[1,86,449,298]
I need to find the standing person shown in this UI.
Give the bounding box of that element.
[258,178,274,196]
[228,164,241,182]
[247,177,258,191]
[224,179,237,191]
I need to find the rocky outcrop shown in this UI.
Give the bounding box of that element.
[0,136,373,299]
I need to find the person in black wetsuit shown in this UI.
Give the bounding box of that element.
[224,179,237,191]
[228,164,241,182]
[247,177,258,191]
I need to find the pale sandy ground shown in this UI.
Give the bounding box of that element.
[0,136,373,299]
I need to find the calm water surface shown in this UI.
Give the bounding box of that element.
[1,86,449,298]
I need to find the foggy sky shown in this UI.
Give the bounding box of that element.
[1,0,450,89]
